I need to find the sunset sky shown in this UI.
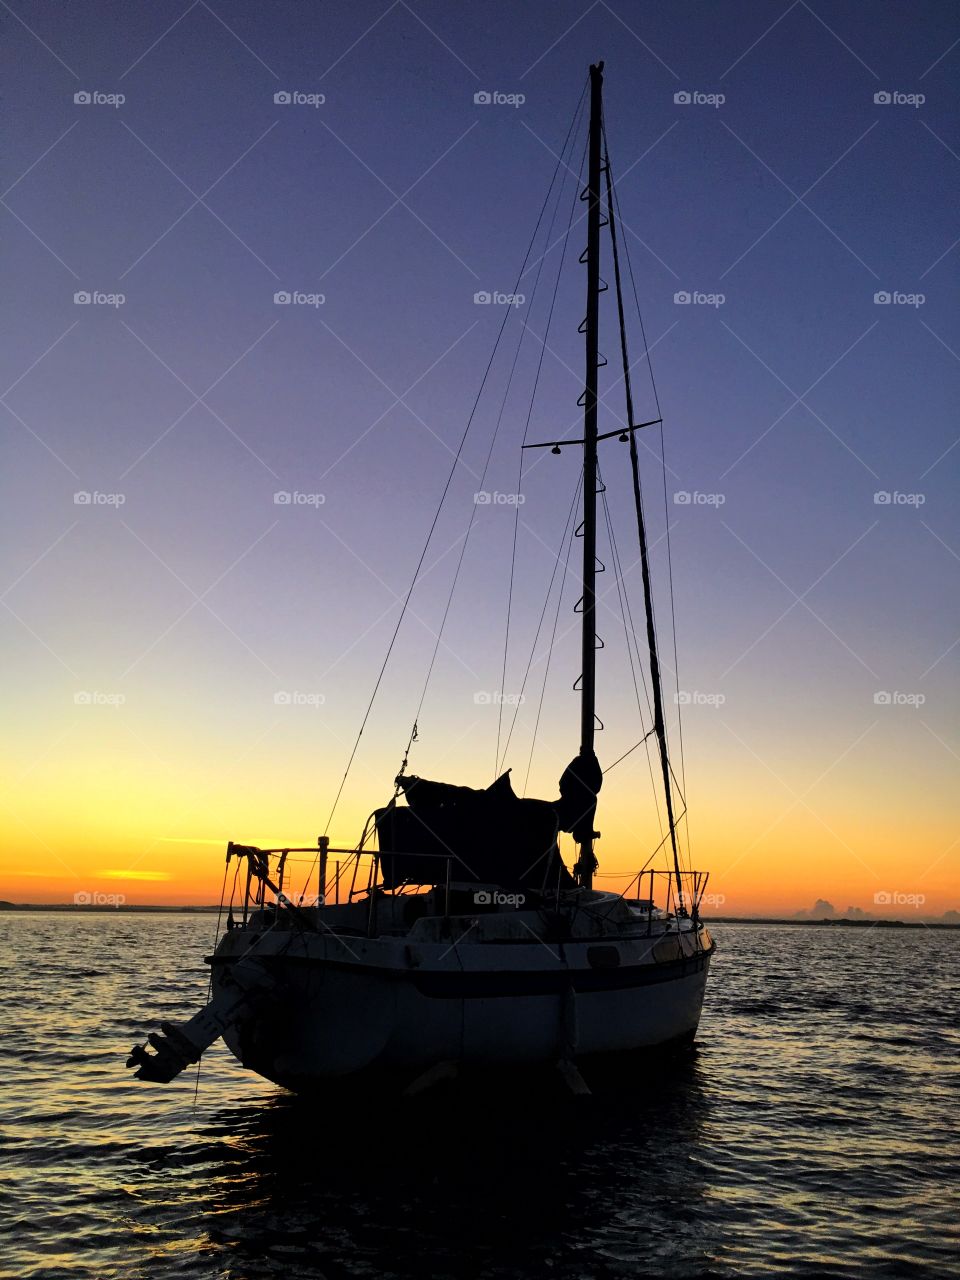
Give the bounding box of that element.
[2,1,957,916]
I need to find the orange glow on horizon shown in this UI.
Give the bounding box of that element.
[2,780,956,918]
[2,674,956,917]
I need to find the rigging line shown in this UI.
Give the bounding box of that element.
[599,475,664,841]
[412,292,534,740]
[321,94,587,840]
[500,468,583,776]
[606,124,692,870]
[521,469,583,797]
[595,388,665,853]
[602,729,656,775]
[496,125,589,775]
[192,852,232,1108]
[211,856,230,959]
[602,123,684,907]
[668,758,687,809]
[598,470,652,726]
[588,804,692,921]
[409,79,587,772]
[227,859,240,920]
[495,447,524,780]
[419,110,587,761]
[600,479,664,842]
[615,289,693,875]
[603,136,689,872]
[600,480,658,743]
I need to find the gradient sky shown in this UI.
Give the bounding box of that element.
[2,1,958,915]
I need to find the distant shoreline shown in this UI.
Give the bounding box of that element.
[0,902,221,913]
[1,902,956,928]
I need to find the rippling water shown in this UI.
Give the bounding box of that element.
[1,915,957,1278]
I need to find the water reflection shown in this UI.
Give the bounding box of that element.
[6,919,956,1279]
[190,1058,714,1279]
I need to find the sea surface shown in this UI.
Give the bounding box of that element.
[0,915,957,1279]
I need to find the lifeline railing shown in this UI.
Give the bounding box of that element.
[224,841,711,941]
[225,840,460,930]
[615,867,711,924]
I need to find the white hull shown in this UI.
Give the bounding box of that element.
[210,904,714,1091]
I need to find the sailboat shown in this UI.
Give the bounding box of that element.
[127,63,714,1096]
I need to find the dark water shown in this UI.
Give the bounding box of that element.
[1,916,957,1279]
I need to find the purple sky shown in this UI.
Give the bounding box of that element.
[2,1,958,908]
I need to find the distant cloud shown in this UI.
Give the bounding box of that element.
[795,900,876,920]
[794,898,958,923]
[795,898,836,919]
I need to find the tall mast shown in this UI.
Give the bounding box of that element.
[578,61,604,890]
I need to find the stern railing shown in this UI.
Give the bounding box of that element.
[222,842,711,943]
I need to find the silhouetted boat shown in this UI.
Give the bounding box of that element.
[127,63,714,1096]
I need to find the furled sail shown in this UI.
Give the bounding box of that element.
[376,770,574,894]
[555,748,603,844]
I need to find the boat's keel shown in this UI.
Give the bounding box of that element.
[556,1058,592,1096]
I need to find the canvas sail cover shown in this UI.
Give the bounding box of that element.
[375,770,573,892]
